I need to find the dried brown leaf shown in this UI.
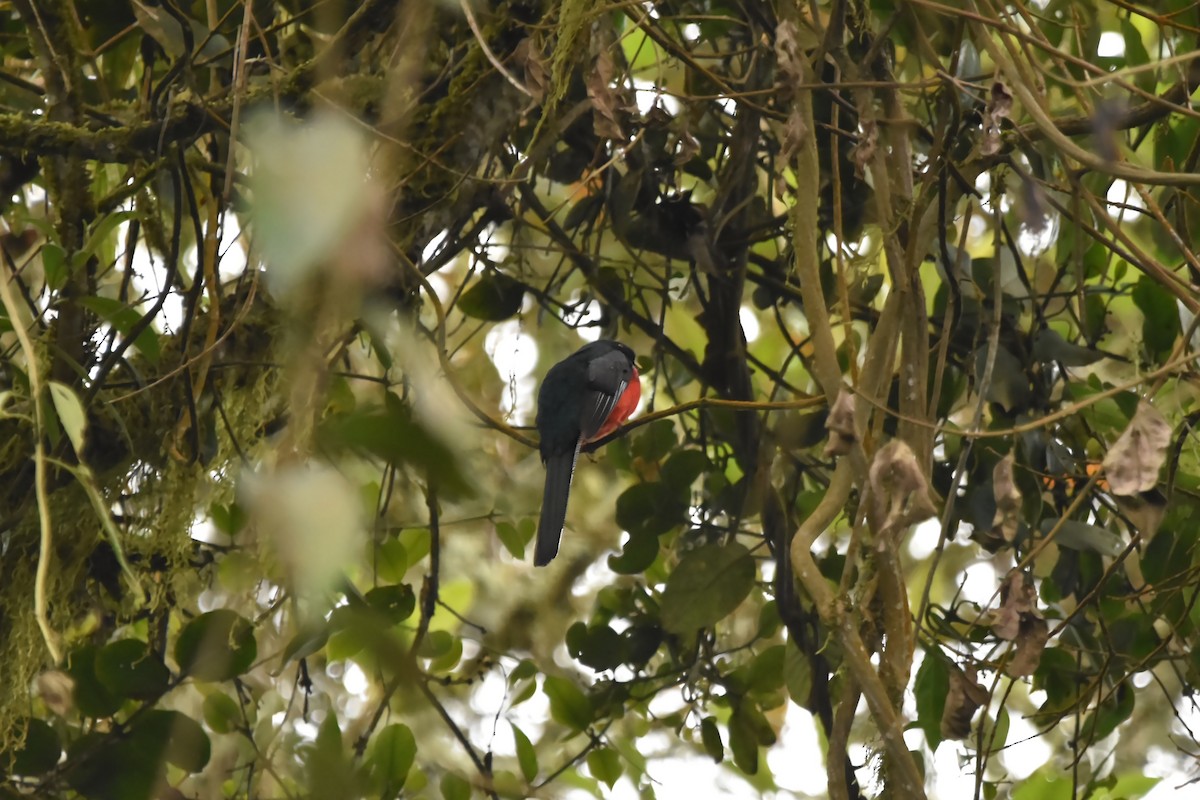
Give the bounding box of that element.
[851,119,878,173]
[36,670,75,716]
[1008,616,1049,678]
[514,38,547,103]
[775,20,801,84]
[1103,401,1171,496]
[869,439,937,533]
[989,81,1013,120]
[992,453,1022,543]
[823,389,857,458]
[941,666,989,740]
[992,570,1038,641]
[587,48,625,141]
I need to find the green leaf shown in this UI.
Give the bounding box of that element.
[175,609,257,681]
[510,722,538,782]
[376,538,408,582]
[66,645,121,718]
[660,542,756,634]
[41,243,67,291]
[202,691,241,734]
[1042,519,1125,556]
[784,643,812,709]
[3,718,61,776]
[371,723,416,791]
[633,420,678,461]
[279,622,330,667]
[699,716,723,763]
[728,706,759,775]
[1012,769,1072,800]
[319,404,470,497]
[95,638,170,700]
[133,709,211,773]
[78,295,161,365]
[608,531,660,574]
[587,746,623,789]
[496,521,532,560]
[47,381,86,456]
[747,645,786,697]
[458,272,525,320]
[574,625,625,672]
[1131,275,1180,359]
[915,649,950,751]
[660,449,709,490]
[365,584,416,624]
[543,675,593,731]
[440,771,472,800]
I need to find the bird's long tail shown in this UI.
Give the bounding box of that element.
[535,446,580,566]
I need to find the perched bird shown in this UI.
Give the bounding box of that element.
[534,340,640,566]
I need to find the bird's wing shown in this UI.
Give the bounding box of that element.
[579,349,633,440]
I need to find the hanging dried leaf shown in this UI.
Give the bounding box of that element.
[775,20,802,86]
[869,439,937,534]
[851,119,878,173]
[940,666,989,740]
[992,570,1038,641]
[992,453,1022,543]
[587,48,625,141]
[1102,401,1171,496]
[1114,488,1167,540]
[1008,616,1049,678]
[989,81,1014,120]
[823,389,858,458]
[514,38,547,103]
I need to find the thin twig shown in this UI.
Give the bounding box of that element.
[0,257,60,663]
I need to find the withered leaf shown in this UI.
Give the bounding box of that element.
[1102,401,1171,496]
[775,20,801,85]
[992,452,1022,543]
[869,439,937,533]
[992,570,1038,641]
[1008,616,1049,678]
[940,665,989,740]
[823,389,857,458]
[989,81,1014,120]
[587,48,625,141]
[514,38,547,103]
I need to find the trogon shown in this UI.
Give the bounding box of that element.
[534,340,640,566]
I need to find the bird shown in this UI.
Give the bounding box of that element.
[534,340,640,566]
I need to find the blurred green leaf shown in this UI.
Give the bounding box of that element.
[1042,519,1125,556]
[371,723,416,792]
[2,718,60,776]
[700,716,723,763]
[95,639,169,700]
[915,649,949,751]
[459,272,525,320]
[66,645,121,718]
[133,709,211,773]
[661,542,755,634]
[511,722,538,782]
[47,381,87,456]
[202,691,241,734]
[365,584,416,624]
[1132,276,1180,359]
[440,771,471,800]
[587,746,622,789]
[175,609,257,681]
[319,402,470,497]
[78,295,161,366]
[543,675,593,731]
[634,420,678,461]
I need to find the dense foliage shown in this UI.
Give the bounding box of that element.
[1,0,1199,798]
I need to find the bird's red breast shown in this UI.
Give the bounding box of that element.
[588,366,640,442]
